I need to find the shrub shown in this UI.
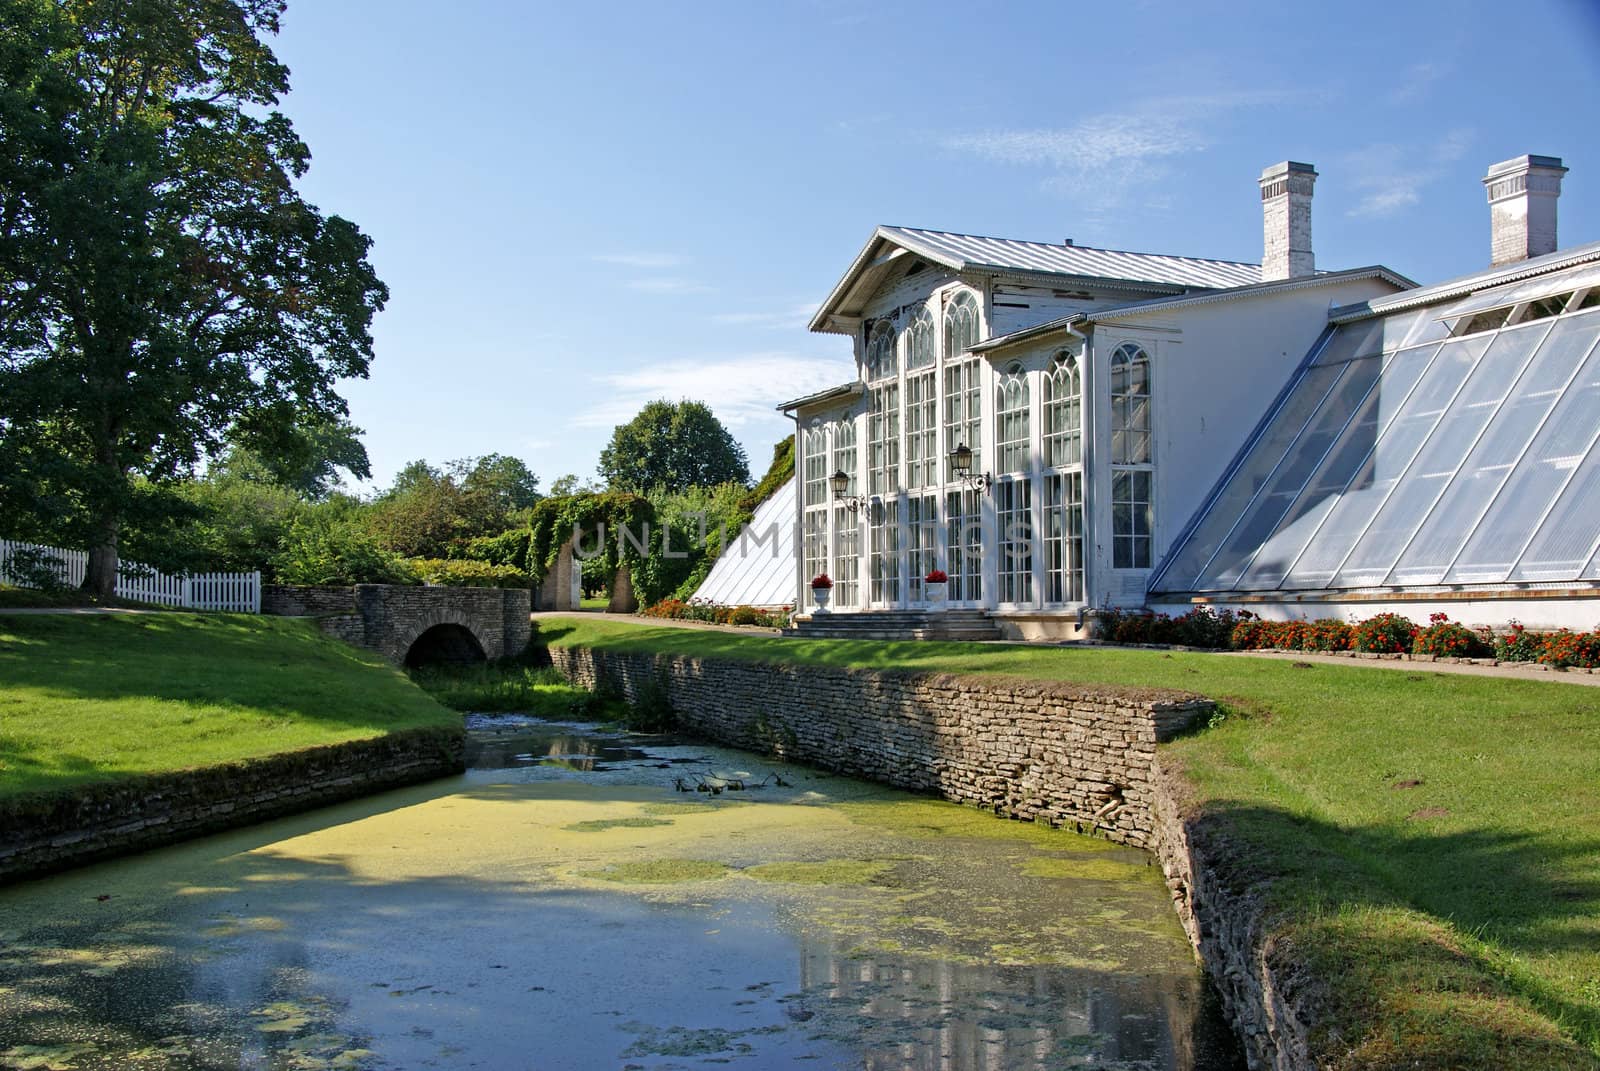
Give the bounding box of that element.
[1412,613,1494,659]
[0,545,70,593]
[641,597,790,630]
[1352,612,1417,654]
[1167,607,1237,649]
[272,512,415,585]
[408,557,531,588]
[1496,622,1544,663]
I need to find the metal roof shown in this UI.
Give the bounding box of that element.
[690,478,797,609]
[1330,240,1600,324]
[972,266,1414,355]
[881,226,1264,289]
[1153,256,1600,599]
[777,380,863,414]
[810,225,1264,334]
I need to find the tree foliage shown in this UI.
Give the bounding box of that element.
[0,0,387,596]
[365,454,540,559]
[597,400,749,495]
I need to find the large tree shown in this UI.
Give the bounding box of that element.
[598,399,749,495]
[0,0,386,597]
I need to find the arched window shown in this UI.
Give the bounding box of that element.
[904,307,937,488]
[1044,350,1081,468]
[830,417,859,607]
[802,422,829,505]
[866,321,897,382]
[1110,342,1151,464]
[995,361,1030,474]
[1110,342,1153,570]
[906,307,936,370]
[943,290,980,359]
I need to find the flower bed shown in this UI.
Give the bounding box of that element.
[640,598,792,630]
[1101,607,1599,668]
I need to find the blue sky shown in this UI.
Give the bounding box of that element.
[269,0,1600,493]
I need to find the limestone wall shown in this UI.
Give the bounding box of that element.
[546,645,1210,847]
[0,728,463,883]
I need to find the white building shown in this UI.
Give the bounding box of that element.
[700,155,1598,639]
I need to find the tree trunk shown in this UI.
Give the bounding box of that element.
[81,518,119,602]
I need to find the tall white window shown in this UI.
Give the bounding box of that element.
[905,308,937,489]
[869,498,900,605]
[866,321,900,498]
[803,510,828,607]
[866,320,897,382]
[943,289,980,356]
[906,494,937,602]
[996,477,1033,604]
[995,362,1030,474]
[833,505,859,608]
[801,422,830,607]
[943,290,982,481]
[1045,472,1085,603]
[831,419,859,607]
[1111,342,1151,465]
[1044,351,1082,467]
[945,489,982,604]
[1111,342,1153,569]
[943,359,981,481]
[802,423,829,507]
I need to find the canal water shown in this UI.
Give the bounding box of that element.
[0,717,1243,1070]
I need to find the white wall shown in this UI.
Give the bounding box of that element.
[1085,277,1403,607]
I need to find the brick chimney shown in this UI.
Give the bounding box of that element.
[1483,154,1567,266]
[1259,161,1317,281]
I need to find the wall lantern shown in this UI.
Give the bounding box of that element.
[949,444,993,493]
[830,469,867,514]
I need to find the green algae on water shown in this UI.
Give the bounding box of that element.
[563,817,675,833]
[1020,855,1155,883]
[835,796,1122,850]
[743,859,892,886]
[580,859,730,884]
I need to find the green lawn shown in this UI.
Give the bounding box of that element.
[538,615,1600,1069]
[0,613,459,800]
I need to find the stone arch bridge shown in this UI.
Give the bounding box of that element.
[263,584,532,667]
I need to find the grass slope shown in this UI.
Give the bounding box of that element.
[538,615,1600,1069]
[0,613,459,800]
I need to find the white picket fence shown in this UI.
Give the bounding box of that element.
[0,539,261,613]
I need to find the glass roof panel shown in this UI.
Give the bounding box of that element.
[1334,324,1545,587]
[1385,319,1587,585]
[1241,348,1434,590]
[1152,362,1345,591]
[1444,334,1600,583]
[1155,260,1600,598]
[1204,358,1381,590]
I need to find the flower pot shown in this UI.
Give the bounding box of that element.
[924,581,948,610]
[811,586,831,613]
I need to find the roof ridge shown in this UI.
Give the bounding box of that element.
[882,224,1262,268]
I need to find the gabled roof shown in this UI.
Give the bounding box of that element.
[971,266,1415,355]
[810,225,1264,334]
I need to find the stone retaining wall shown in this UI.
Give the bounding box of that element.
[1151,762,1311,1070]
[0,728,463,884]
[547,645,1211,848]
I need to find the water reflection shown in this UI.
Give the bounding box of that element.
[0,718,1242,1070]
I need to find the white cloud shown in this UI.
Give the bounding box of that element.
[1386,61,1447,105]
[573,352,856,431]
[1344,128,1474,219]
[590,252,688,269]
[939,92,1276,214]
[626,277,715,295]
